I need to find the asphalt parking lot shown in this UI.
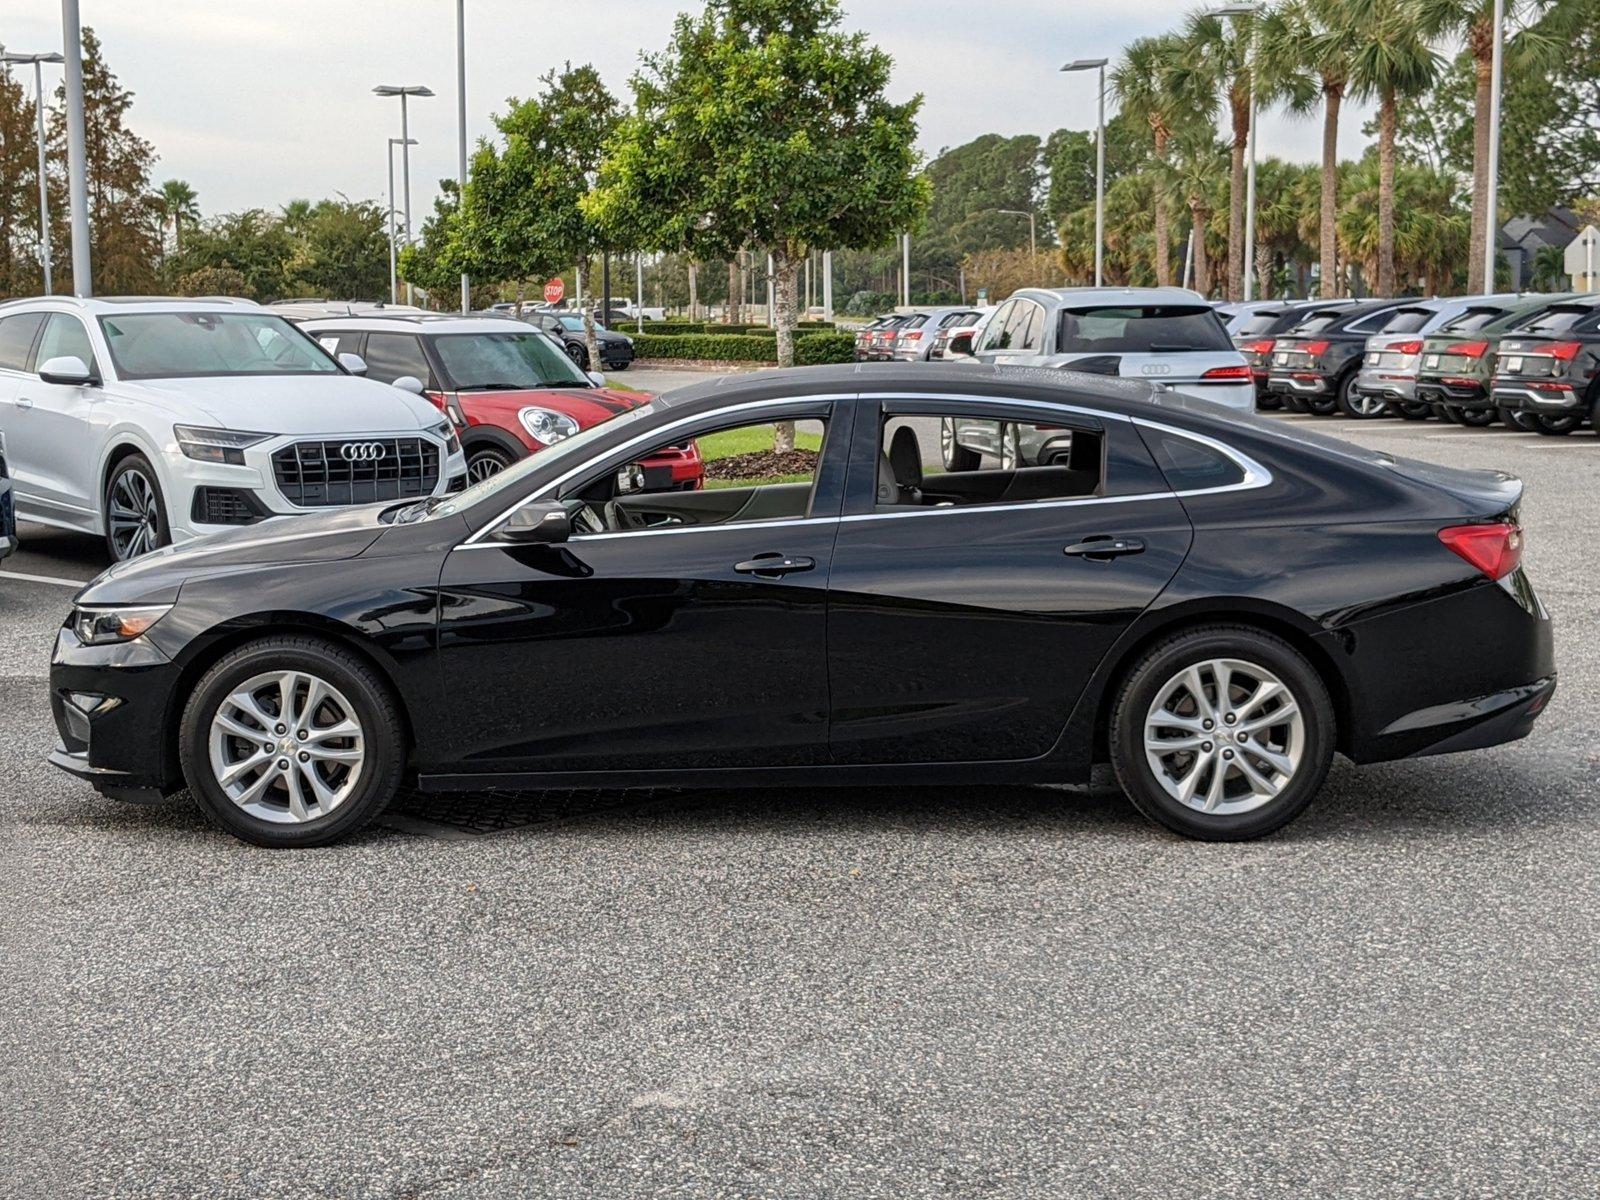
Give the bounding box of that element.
[3,405,1597,1198]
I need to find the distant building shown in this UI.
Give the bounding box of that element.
[1499,207,1582,290]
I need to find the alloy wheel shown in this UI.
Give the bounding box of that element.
[207,670,366,824]
[108,466,160,560]
[467,451,510,483]
[1143,658,1305,816]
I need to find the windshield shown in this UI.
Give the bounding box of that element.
[1439,307,1508,333]
[98,312,340,380]
[1379,307,1436,334]
[1520,305,1600,335]
[1057,306,1233,354]
[434,331,589,390]
[555,314,585,331]
[424,399,660,520]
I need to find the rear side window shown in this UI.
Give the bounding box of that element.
[1057,306,1233,353]
[1143,428,1247,491]
[362,333,434,387]
[877,412,1104,509]
[1521,306,1600,335]
[0,313,44,371]
[1379,307,1435,334]
[1440,308,1508,333]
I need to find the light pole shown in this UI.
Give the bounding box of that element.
[1062,59,1109,287]
[997,209,1038,266]
[1,51,65,295]
[822,250,834,321]
[374,84,434,304]
[1209,3,1263,299]
[387,137,417,304]
[60,0,92,296]
[1483,0,1506,294]
[454,0,470,313]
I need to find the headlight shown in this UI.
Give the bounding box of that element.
[71,604,172,646]
[174,425,272,466]
[433,420,461,454]
[518,407,580,445]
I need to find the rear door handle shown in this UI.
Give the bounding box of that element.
[734,553,816,577]
[1064,536,1145,560]
[15,398,33,410]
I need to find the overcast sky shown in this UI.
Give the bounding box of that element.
[3,0,1377,219]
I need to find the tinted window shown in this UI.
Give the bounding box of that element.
[1378,307,1435,334]
[314,331,356,356]
[878,413,1103,509]
[1016,301,1045,351]
[939,311,979,328]
[1235,310,1290,337]
[99,312,339,379]
[901,315,928,329]
[977,301,1015,351]
[1347,309,1401,333]
[361,333,433,387]
[1439,308,1509,333]
[1144,429,1246,491]
[1287,308,1348,335]
[35,314,98,375]
[0,313,44,371]
[1521,305,1600,335]
[1057,306,1232,353]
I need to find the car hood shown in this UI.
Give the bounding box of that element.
[457,386,649,430]
[77,505,388,606]
[116,375,442,434]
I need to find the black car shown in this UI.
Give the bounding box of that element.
[1222,299,1356,408]
[48,364,1554,848]
[1490,295,1600,436]
[525,310,634,371]
[1265,300,1409,416]
[0,431,14,562]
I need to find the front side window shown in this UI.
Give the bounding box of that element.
[433,332,590,390]
[98,312,340,380]
[1056,306,1233,353]
[878,412,1103,510]
[361,333,433,387]
[0,313,44,372]
[35,314,99,376]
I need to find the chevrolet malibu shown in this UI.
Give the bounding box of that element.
[49,364,1554,847]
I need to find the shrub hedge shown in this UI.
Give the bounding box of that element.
[631,329,855,365]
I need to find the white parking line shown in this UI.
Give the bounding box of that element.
[0,569,86,588]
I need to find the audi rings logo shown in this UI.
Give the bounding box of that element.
[340,442,387,462]
[1141,363,1173,376]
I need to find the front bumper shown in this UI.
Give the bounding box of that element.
[48,624,185,800]
[601,341,635,366]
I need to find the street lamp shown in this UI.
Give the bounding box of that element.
[454,0,470,313]
[1208,3,1262,300]
[1,50,65,295]
[373,84,434,304]
[1061,58,1109,287]
[997,209,1038,266]
[387,137,418,304]
[1483,0,1506,293]
[60,0,92,296]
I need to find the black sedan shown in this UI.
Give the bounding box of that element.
[48,364,1554,847]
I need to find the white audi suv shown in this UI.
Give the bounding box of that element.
[0,296,466,561]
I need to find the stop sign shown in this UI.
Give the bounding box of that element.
[543,277,565,305]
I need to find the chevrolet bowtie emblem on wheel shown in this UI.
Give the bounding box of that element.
[340,442,387,462]
[1141,363,1173,376]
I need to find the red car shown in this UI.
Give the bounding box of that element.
[301,314,703,486]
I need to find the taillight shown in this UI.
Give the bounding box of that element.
[1545,341,1583,362]
[1303,339,1331,358]
[1445,340,1488,358]
[1201,364,1253,380]
[1390,340,1423,355]
[1438,522,1523,581]
[902,330,923,341]
[1244,338,1275,356]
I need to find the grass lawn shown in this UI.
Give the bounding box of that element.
[696,424,823,462]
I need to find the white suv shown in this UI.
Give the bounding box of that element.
[0,297,466,561]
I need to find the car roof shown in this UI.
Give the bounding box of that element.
[1013,286,1209,308]
[0,295,262,315]
[300,314,533,335]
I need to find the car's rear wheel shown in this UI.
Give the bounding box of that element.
[104,453,170,563]
[1499,406,1538,431]
[1532,412,1581,435]
[1305,379,1341,416]
[1337,380,1389,419]
[1395,400,1433,420]
[1254,393,1281,411]
[940,419,981,471]
[1454,406,1497,427]
[466,444,517,483]
[179,636,406,848]
[1109,626,1335,841]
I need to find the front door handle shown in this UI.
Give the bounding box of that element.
[1064,536,1145,560]
[734,553,816,577]
[15,397,33,410]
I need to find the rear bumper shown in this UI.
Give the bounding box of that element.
[1266,372,1331,395]
[1371,675,1557,761]
[1491,382,1584,412]
[1416,379,1489,407]
[1355,368,1416,402]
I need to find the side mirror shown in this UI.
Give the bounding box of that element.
[392,375,426,395]
[496,501,571,545]
[947,332,975,359]
[38,355,94,386]
[339,353,369,376]
[587,370,606,387]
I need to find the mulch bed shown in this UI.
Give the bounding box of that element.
[704,449,819,482]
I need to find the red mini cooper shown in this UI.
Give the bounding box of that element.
[301,314,703,486]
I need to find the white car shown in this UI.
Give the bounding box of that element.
[0,297,466,562]
[956,287,1255,411]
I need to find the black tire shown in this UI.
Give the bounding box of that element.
[606,360,630,371]
[1435,403,1460,424]
[466,444,517,483]
[1255,392,1282,411]
[1336,375,1388,419]
[1108,625,1336,841]
[1454,405,1497,427]
[566,342,589,370]
[1279,394,1308,414]
[103,452,171,563]
[1395,400,1433,420]
[179,636,407,848]
[1499,407,1538,432]
[1532,412,1581,435]
[940,418,981,471]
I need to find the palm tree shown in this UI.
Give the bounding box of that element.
[1169,136,1229,297]
[1175,13,1252,301]
[156,179,199,254]
[1112,35,1192,287]
[1348,0,1439,296]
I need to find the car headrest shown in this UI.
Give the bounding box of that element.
[888,426,923,489]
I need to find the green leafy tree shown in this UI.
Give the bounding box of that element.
[1167,135,1230,296]
[1336,151,1469,292]
[155,179,199,254]
[283,198,390,300]
[0,51,47,298]
[1112,35,1193,285]
[1175,13,1255,300]
[588,0,930,402]
[399,182,473,301]
[166,209,293,299]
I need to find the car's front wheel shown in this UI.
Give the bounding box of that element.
[104,453,170,562]
[940,419,981,471]
[466,444,517,483]
[566,342,590,371]
[1109,626,1335,841]
[179,636,406,847]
